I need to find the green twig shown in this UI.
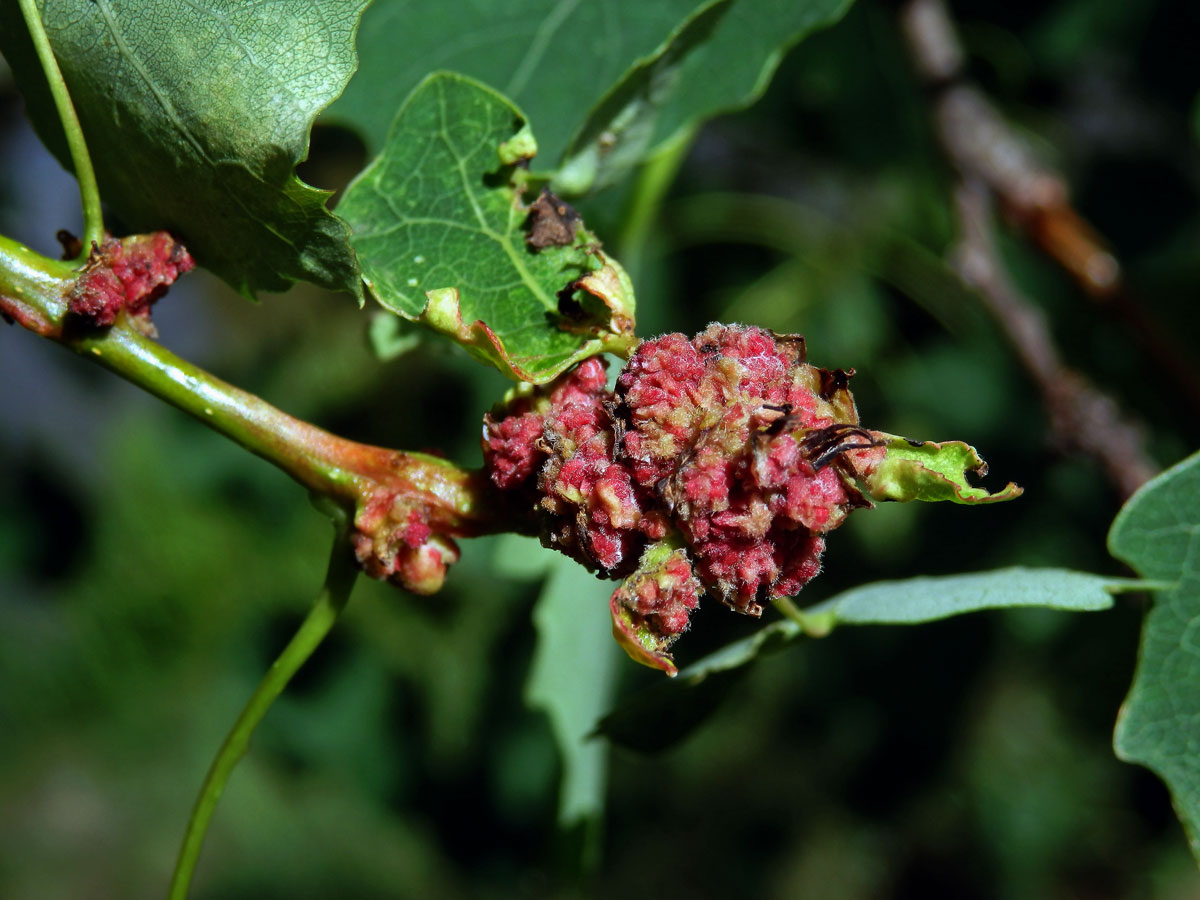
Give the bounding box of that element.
[0,232,72,333]
[166,527,360,900]
[73,322,506,532]
[0,235,507,537]
[17,0,104,255]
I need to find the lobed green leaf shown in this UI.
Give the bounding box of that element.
[1109,450,1200,863]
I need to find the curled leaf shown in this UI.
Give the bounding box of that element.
[861,433,1022,504]
[338,72,637,384]
[558,251,638,345]
[420,286,633,383]
[611,596,678,677]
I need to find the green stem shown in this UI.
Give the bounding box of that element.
[75,324,380,497]
[17,0,104,254]
[771,596,836,637]
[75,324,501,529]
[771,595,808,626]
[616,126,696,279]
[0,232,72,333]
[167,529,360,900]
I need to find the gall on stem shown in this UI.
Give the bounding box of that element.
[0,229,515,598]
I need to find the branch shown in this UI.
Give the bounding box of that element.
[0,232,531,592]
[952,180,1156,498]
[900,0,1119,295]
[899,0,1161,498]
[901,0,1200,424]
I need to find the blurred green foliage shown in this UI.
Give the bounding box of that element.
[3,0,1200,896]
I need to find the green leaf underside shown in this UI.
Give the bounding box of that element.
[330,0,852,190]
[748,568,1127,663]
[598,568,1136,750]
[800,567,1128,625]
[0,0,367,298]
[557,0,853,193]
[526,554,619,833]
[865,434,1024,504]
[338,73,626,383]
[1109,450,1200,862]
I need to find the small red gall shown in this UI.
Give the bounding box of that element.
[67,232,195,332]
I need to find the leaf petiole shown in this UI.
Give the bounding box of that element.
[771,595,837,637]
[16,0,104,256]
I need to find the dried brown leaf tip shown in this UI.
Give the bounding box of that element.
[525,189,580,250]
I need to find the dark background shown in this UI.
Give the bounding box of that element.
[2,0,1199,896]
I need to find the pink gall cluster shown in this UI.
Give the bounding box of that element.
[483,324,886,647]
[68,232,194,331]
[484,357,669,574]
[352,500,461,596]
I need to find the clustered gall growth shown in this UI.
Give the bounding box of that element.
[483,324,888,670]
[67,232,194,333]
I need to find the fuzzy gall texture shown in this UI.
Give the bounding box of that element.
[609,543,704,674]
[483,324,886,648]
[68,232,194,330]
[613,546,701,637]
[352,500,461,595]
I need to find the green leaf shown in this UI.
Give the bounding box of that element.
[556,0,853,193]
[0,0,367,298]
[1109,450,1200,863]
[337,72,636,383]
[526,554,620,843]
[331,0,699,163]
[599,568,1136,751]
[799,567,1131,624]
[552,0,732,194]
[331,0,852,188]
[862,434,1024,504]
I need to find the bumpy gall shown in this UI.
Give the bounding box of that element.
[483,324,886,659]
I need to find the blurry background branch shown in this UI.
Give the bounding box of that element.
[952,179,1156,498]
[900,0,1165,498]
